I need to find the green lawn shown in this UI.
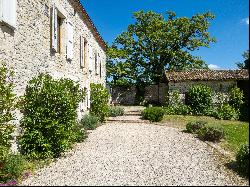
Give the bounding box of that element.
[162,115,249,155]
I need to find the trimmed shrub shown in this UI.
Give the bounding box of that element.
[19,74,85,159]
[80,114,99,130]
[214,104,239,120]
[0,62,16,155]
[186,84,213,115]
[108,106,125,117]
[186,121,207,134]
[90,83,110,122]
[228,87,244,112]
[198,124,224,142]
[0,153,27,183]
[236,144,249,176]
[142,107,165,122]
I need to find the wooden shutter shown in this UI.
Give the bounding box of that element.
[80,36,84,68]
[87,89,91,109]
[100,59,102,77]
[1,0,17,28]
[67,21,74,60]
[51,4,58,52]
[88,44,93,72]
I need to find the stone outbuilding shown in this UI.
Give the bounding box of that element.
[111,69,249,105]
[165,69,249,103]
[0,0,107,118]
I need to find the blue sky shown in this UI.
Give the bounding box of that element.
[80,0,249,70]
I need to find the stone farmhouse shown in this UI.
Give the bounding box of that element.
[111,69,249,105]
[0,0,107,119]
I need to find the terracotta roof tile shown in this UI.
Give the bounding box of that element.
[165,69,249,82]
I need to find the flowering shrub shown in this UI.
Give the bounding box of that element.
[19,74,86,159]
[90,83,110,122]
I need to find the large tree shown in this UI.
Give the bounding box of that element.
[236,50,249,70]
[107,10,216,85]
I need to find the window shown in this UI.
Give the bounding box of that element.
[99,59,102,77]
[51,4,68,55]
[0,0,17,29]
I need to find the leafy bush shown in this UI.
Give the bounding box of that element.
[186,84,213,115]
[198,124,224,142]
[0,62,16,162]
[186,121,207,134]
[142,107,165,122]
[228,87,244,112]
[214,104,239,120]
[80,114,99,130]
[90,83,110,122]
[236,144,249,176]
[165,91,190,115]
[0,153,28,183]
[108,106,125,117]
[19,74,85,159]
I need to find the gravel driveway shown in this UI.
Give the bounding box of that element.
[21,122,247,186]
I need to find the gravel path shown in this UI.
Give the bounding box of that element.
[22,122,247,186]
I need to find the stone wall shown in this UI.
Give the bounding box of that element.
[0,0,106,118]
[0,0,106,151]
[111,83,167,105]
[111,80,238,106]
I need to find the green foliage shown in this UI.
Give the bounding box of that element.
[19,74,85,159]
[165,91,190,115]
[80,114,99,130]
[236,50,249,70]
[186,121,207,134]
[142,107,165,122]
[214,104,239,120]
[90,83,110,122]
[108,10,215,85]
[186,84,213,115]
[0,62,16,162]
[228,87,244,113]
[0,153,27,183]
[108,106,125,117]
[236,144,249,176]
[198,124,224,142]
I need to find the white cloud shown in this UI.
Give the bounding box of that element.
[208,64,221,70]
[241,17,249,25]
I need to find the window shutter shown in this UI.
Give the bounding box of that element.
[67,21,74,60]
[88,44,93,72]
[87,89,91,109]
[51,4,58,52]
[1,0,17,28]
[100,59,102,77]
[80,36,84,68]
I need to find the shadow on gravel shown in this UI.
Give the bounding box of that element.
[225,161,249,180]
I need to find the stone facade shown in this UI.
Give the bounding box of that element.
[0,0,106,151]
[0,0,106,119]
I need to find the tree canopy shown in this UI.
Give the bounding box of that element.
[236,50,249,70]
[107,10,216,86]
